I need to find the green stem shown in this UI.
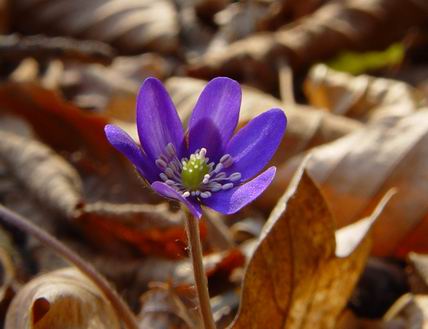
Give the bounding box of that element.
[0,204,139,329]
[183,208,216,329]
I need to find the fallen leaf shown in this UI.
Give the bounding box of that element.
[304,64,425,122]
[230,161,392,329]
[4,267,121,329]
[0,130,82,218]
[12,0,180,54]
[188,0,428,91]
[270,110,428,257]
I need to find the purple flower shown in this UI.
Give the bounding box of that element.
[105,77,287,219]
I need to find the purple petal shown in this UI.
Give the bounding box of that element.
[136,78,185,161]
[202,167,276,214]
[188,77,241,162]
[225,109,286,181]
[151,182,202,219]
[104,124,159,182]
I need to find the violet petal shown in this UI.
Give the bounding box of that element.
[136,78,185,161]
[151,182,202,219]
[225,109,286,181]
[202,167,276,214]
[104,124,159,182]
[188,77,241,162]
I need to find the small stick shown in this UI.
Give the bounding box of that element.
[0,204,139,329]
[277,58,296,106]
[183,208,216,329]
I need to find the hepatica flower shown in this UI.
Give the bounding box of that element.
[105,77,286,219]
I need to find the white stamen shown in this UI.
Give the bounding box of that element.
[166,143,175,157]
[229,172,242,181]
[155,159,167,169]
[165,167,175,178]
[214,163,223,173]
[156,144,242,200]
[202,174,211,184]
[222,183,234,190]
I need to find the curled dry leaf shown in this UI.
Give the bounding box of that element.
[230,161,392,329]
[271,110,428,257]
[304,64,425,122]
[166,76,362,164]
[12,0,179,54]
[4,267,121,329]
[0,130,82,218]
[188,0,428,90]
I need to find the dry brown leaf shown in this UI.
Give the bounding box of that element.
[188,0,428,90]
[138,284,199,329]
[270,110,428,257]
[304,64,426,122]
[0,130,82,218]
[230,162,392,329]
[166,76,362,164]
[4,267,121,329]
[61,54,171,118]
[12,0,179,54]
[0,81,143,203]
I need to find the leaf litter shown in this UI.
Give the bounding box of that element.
[0,0,427,328]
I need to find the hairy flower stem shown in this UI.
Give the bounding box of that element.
[183,208,216,329]
[0,204,139,329]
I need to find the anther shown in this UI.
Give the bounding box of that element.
[222,183,234,190]
[182,191,190,198]
[214,163,223,173]
[220,154,233,167]
[166,143,176,157]
[165,167,175,178]
[229,172,241,181]
[155,159,167,169]
[202,174,211,184]
[199,148,207,157]
[200,191,211,198]
[160,173,168,181]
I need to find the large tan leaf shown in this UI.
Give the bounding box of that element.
[230,162,391,329]
[304,64,425,122]
[268,110,428,257]
[12,0,179,54]
[4,267,121,329]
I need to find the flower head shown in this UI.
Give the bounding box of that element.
[105,77,287,218]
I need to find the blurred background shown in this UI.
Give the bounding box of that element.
[0,0,428,328]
